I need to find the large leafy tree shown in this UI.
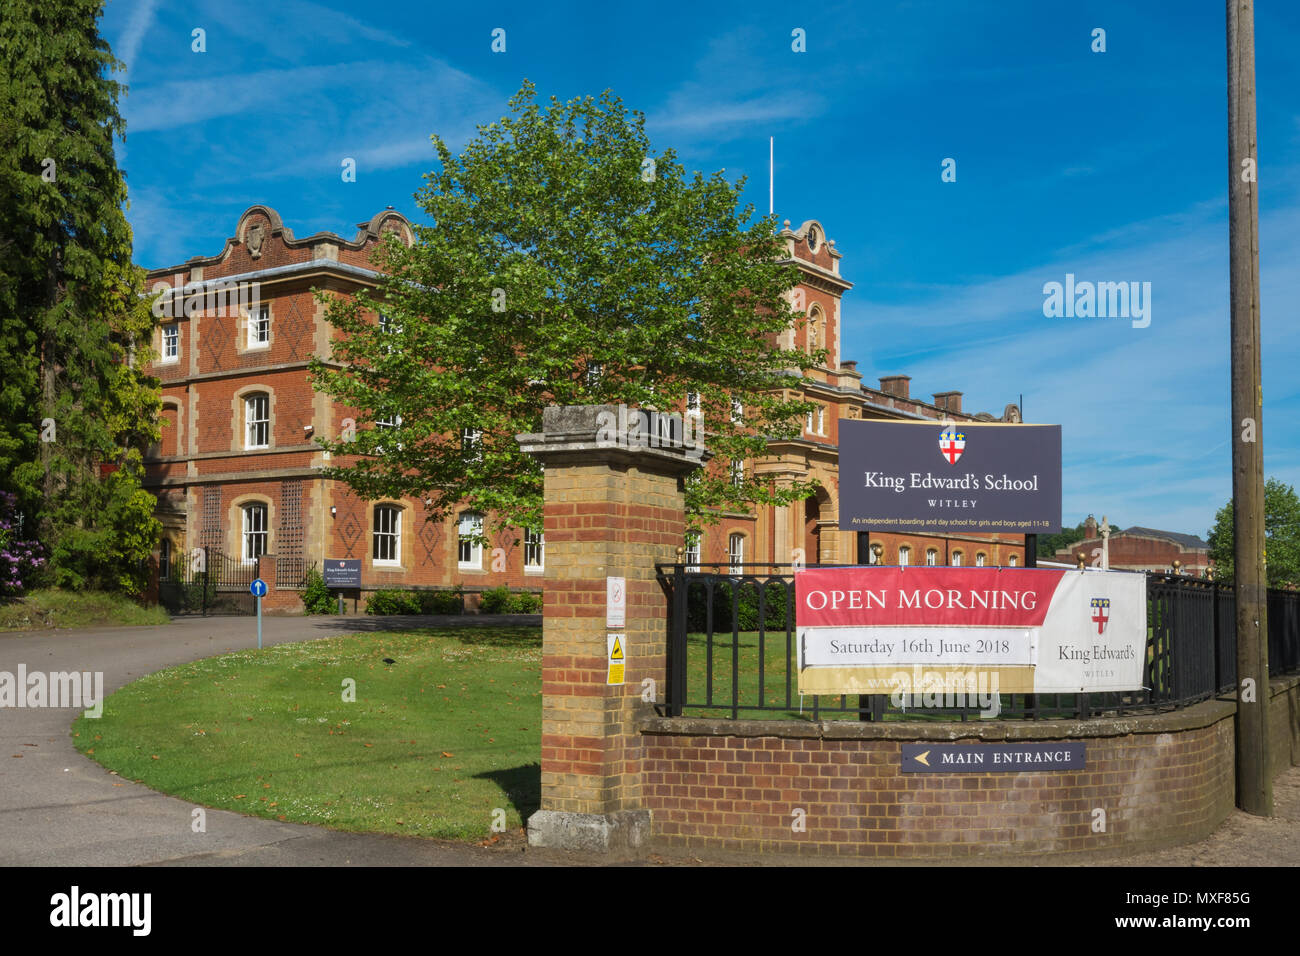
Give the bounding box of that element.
[0,0,161,594]
[1207,478,1300,588]
[311,82,821,536]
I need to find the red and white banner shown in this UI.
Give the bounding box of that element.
[795,566,1146,694]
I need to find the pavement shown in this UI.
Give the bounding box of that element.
[2,614,1297,867]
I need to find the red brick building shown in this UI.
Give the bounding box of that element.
[1051,516,1211,576]
[142,207,1024,610]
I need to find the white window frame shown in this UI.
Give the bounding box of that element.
[685,533,701,572]
[247,304,270,349]
[373,505,402,566]
[462,428,483,463]
[524,528,544,572]
[951,550,963,567]
[730,459,744,487]
[586,362,602,386]
[245,394,269,449]
[1009,553,1019,567]
[976,552,987,567]
[458,512,483,569]
[686,392,701,417]
[899,546,910,566]
[817,406,825,435]
[162,324,179,362]
[730,397,743,423]
[728,533,744,574]
[242,503,268,564]
[926,548,938,566]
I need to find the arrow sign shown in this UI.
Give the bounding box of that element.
[250,579,268,598]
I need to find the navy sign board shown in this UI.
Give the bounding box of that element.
[838,420,1062,533]
[323,559,362,588]
[250,578,268,598]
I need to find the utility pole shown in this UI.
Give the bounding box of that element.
[1226,0,1271,816]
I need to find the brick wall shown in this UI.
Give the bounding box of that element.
[640,703,1243,859]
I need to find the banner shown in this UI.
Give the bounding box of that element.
[795,566,1146,695]
[837,420,1062,533]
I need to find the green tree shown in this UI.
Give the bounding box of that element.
[0,0,161,594]
[1207,478,1300,588]
[310,82,821,536]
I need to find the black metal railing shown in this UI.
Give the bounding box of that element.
[654,563,1300,721]
[158,547,258,615]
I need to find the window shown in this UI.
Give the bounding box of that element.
[373,505,401,565]
[462,428,482,463]
[586,362,603,386]
[976,552,987,567]
[926,548,938,566]
[524,528,544,570]
[806,409,815,433]
[1009,554,1019,567]
[730,398,743,423]
[244,394,269,448]
[730,459,744,487]
[242,503,267,563]
[248,305,269,348]
[728,533,744,574]
[159,539,172,580]
[817,406,825,435]
[458,512,483,569]
[685,533,701,572]
[378,312,402,353]
[899,546,911,566]
[686,392,701,417]
[162,324,179,361]
[808,309,821,352]
[951,550,963,567]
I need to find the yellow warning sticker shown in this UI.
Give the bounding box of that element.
[607,633,625,685]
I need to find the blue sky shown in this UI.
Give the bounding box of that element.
[102,0,1300,541]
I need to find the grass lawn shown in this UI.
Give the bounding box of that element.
[72,627,542,841]
[0,590,171,632]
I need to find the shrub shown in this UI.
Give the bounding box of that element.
[479,586,542,614]
[298,566,334,615]
[365,589,421,615]
[365,587,465,615]
[0,491,45,598]
[686,578,790,632]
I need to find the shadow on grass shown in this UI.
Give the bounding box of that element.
[475,763,541,821]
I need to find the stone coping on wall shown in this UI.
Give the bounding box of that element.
[641,672,1298,743]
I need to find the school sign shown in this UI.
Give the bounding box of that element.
[838,420,1062,533]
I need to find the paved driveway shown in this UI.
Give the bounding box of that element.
[0,614,568,866]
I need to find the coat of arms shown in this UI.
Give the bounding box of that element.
[938,426,966,465]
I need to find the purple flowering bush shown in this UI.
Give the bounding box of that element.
[0,492,45,598]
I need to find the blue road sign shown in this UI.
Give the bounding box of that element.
[250,578,268,598]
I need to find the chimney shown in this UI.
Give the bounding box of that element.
[1086,514,1097,539]
[841,360,858,372]
[879,375,911,399]
[932,391,963,414]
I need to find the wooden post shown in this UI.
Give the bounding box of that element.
[1227,0,1271,815]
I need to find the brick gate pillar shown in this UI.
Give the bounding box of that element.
[517,405,705,851]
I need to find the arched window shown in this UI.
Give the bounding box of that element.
[926,548,938,566]
[808,307,822,352]
[976,552,987,567]
[458,512,483,569]
[898,546,911,566]
[728,533,744,574]
[242,503,268,563]
[373,505,402,565]
[245,393,269,449]
[951,550,963,567]
[1009,553,1019,567]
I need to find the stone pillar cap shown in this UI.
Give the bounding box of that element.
[517,404,710,475]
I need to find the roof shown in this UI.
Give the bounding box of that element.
[1121,527,1210,551]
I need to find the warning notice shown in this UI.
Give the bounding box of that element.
[606,633,625,685]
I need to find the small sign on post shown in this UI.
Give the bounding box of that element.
[250,578,268,649]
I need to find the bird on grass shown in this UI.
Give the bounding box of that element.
[382,658,396,666]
